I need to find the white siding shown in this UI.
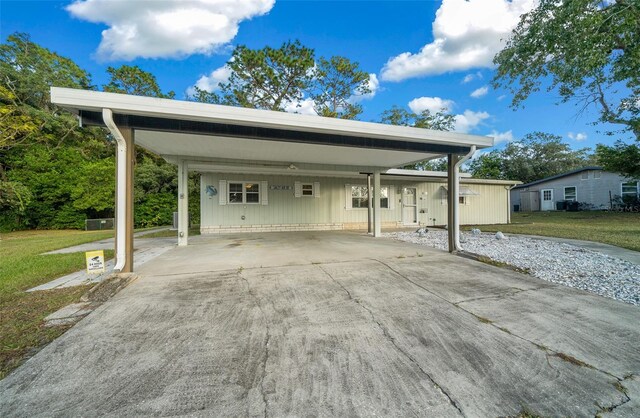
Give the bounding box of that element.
[201,173,511,232]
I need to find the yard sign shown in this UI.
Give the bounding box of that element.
[85,250,105,274]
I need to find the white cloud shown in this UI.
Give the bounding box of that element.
[408,96,454,114]
[380,0,535,81]
[192,65,232,94]
[487,130,514,144]
[454,110,490,133]
[66,0,275,60]
[284,98,317,116]
[568,132,588,142]
[470,86,489,98]
[351,73,380,102]
[462,71,483,84]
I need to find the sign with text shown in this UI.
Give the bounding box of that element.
[85,250,105,274]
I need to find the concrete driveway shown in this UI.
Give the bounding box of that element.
[1,231,639,417]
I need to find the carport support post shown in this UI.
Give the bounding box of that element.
[118,128,135,272]
[177,160,189,246]
[367,174,373,234]
[447,153,459,253]
[373,171,382,237]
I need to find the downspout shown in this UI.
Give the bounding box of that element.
[102,108,126,272]
[506,184,517,224]
[454,145,476,251]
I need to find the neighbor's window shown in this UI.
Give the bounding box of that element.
[228,182,260,204]
[594,171,601,179]
[459,196,467,205]
[581,171,589,180]
[350,185,389,209]
[564,186,577,201]
[301,183,314,196]
[621,182,639,199]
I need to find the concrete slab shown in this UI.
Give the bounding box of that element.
[1,232,638,417]
[43,302,92,326]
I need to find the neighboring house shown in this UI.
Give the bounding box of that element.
[511,167,639,211]
[200,169,520,234]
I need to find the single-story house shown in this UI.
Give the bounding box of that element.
[51,87,501,272]
[199,168,519,234]
[511,167,639,211]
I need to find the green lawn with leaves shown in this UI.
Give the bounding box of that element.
[465,211,640,252]
[0,230,114,379]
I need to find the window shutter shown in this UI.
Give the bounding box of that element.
[314,182,320,198]
[345,184,352,209]
[261,181,268,205]
[219,180,227,205]
[389,187,395,210]
[294,181,302,198]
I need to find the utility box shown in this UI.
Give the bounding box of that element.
[85,218,114,231]
[172,212,191,229]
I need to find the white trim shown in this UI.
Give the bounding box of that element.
[294,182,302,198]
[621,181,639,198]
[227,181,262,205]
[51,87,494,149]
[219,180,227,205]
[102,108,127,271]
[564,186,577,201]
[313,181,320,198]
[261,181,268,205]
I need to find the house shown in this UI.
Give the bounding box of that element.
[51,87,501,272]
[200,169,520,234]
[511,167,639,211]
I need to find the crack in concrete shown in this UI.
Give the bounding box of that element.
[595,375,635,417]
[372,259,628,383]
[316,265,466,418]
[238,272,271,418]
[453,288,536,305]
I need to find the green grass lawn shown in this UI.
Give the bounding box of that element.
[465,211,640,252]
[0,230,115,379]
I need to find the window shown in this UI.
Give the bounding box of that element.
[349,185,389,209]
[622,182,639,199]
[594,171,601,179]
[564,186,577,201]
[459,196,466,205]
[542,190,552,201]
[228,182,260,204]
[581,171,589,180]
[301,183,314,196]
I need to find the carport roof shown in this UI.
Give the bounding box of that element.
[51,88,493,168]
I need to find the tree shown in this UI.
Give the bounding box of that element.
[103,65,175,98]
[469,132,593,183]
[596,141,640,179]
[379,106,456,170]
[467,151,503,180]
[493,0,639,141]
[0,33,112,229]
[311,56,370,119]
[215,40,316,111]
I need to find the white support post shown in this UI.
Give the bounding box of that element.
[177,160,189,246]
[367,174,373,234]
[373,170,382,237]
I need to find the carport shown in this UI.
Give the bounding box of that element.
[50,87,493,272]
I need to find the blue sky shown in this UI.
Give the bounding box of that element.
[1,0,620,154]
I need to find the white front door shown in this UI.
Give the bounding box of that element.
[540,189,554,211]
[402,187,418,225]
